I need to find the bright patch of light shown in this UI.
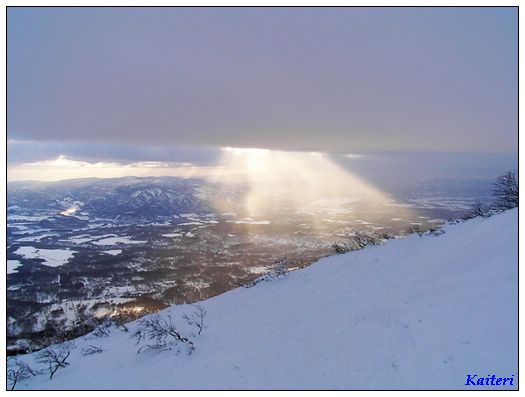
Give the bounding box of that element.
[7,156,214,181]
[60,207,78,216]
[212,147,415,222]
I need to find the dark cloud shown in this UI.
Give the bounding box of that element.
[331,151,518,180]
[7,7,517,153]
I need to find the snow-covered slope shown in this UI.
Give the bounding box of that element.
[13,210,518,390]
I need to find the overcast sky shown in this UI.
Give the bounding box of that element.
[7,7,518,180]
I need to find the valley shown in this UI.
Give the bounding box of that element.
[6,176,492,353]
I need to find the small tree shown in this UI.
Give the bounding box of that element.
[36,344,72,379]
[333,231,383,253]
[463,200,488,220]
[182,305,207,336]
[111,313,130,332]
[134,314,195,354]
[91,321,111,338]
[81,345,104,356]
[492,171,518,210]
[332,243,349,254]
[406,224,425,237]
[7,358,36,390]
[241,257,289,288]
[269,257,288,278]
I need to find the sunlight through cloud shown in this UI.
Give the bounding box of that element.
[7,156,214,181]
[212,147,417,222]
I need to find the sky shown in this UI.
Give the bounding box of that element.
[7,7,518,181]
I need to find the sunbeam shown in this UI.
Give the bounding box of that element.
[211,147,418,224]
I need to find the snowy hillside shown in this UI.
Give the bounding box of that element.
[11,209,518,390]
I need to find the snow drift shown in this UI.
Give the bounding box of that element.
[11,209,518,390]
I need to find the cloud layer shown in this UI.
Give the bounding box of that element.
[8,7,518,153]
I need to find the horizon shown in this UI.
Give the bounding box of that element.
[7,149,518,183]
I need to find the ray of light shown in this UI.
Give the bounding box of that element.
[211,147,418,225]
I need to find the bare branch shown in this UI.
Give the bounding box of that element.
[492,171,518,210]
[182,305,207,336]
[7,358,35,390]
[81,345,104,356]
[135,314,195,354]
[36,345,72,379]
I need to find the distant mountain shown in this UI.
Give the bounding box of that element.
[7,177,244,220]
[8,175,495,222]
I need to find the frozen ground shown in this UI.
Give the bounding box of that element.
[12,209,517,390]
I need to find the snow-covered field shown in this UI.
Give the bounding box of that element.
[102,250,122,256]
[13,247,77,268]
[91,235,146,246]
[7,260,22,274]
[11,209,517,390]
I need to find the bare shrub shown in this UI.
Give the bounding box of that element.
[462,200,489,220]
[91,322,111,338]
[332,231,383,254]
[269,257,288,278]
[182,305,207,336]
[72,303,99,334]
[332,242,350,254]
[7,358,37,390]
[242,257,288,288]
[36,344,72,379]
[111,313,130,332]
[81,345,104,356]
[407,225,425,237]
[427,227,445,236]
[134,314,195,355]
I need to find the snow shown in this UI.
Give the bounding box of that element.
[68,235,93,244]
[13,247,77,268]
[60,206,79,216]
[185,280,211,289]
[103,250,122,256]
[12,209,517,390]
[9,224,30,231]
[8,215,52,221]
[92,235,146,246]
[180,213,198,217]
[248,266,269,274]
[7,260,23,274]
[162,233,182,238]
